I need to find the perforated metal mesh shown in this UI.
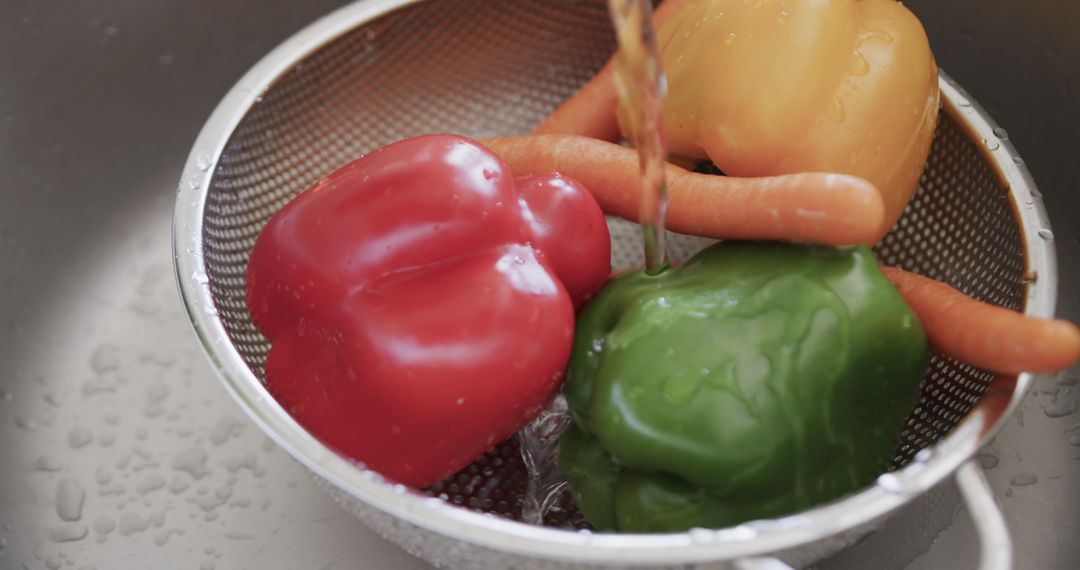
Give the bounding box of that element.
[201,0,1023,528]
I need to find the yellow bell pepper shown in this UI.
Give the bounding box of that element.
[618,0,939,237]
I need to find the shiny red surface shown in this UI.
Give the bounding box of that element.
[246,135,610,487]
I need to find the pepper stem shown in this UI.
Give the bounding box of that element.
[608,0,670,275]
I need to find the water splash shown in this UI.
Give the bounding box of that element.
[519,395,572,524]
[609,0,670,274]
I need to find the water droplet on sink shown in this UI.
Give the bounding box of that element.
[1010,472,1038,487]
[117,513,150,536]
[1037,228,1054,241]
[49,524,88,543]
[89,344,119,374]
[992,127,1009,139]
[1044,400,1076,418]
[68,426,94,449]
[976,453,999,470]
[57,477,86,521]
[172,447,211,480]
[136,474,166,495]
[36,455,62,472]
[983,138,1000,151]
[196,154,213,171]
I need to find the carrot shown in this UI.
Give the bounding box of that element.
[484,134,885,246]
[882,267,1080,374]
[532,0,695,140]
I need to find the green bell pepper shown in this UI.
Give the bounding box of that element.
[560,241,928,532]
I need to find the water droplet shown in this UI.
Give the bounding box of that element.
[360,470,385,485]
[117,513,150,536]
[90,344,119,374]
[859,30,894,44]
[68,426,94,449]
[983,138,1000,151]
[724,32,736,45]
[482,168,497,180]
[209,415,245,446]
[36,455,62,471]
[976,453,999,470]
[1009,472,1038,487]
[825,97,846,122]
[136,474,166,495]
[154,528,184,547]
[1044,399,1076,418]
[196,154,213,171]
[172,447,211,479]
[957,97,972,108]
[1037,228,1054,241]
[168,474,191,494]
[13,415,35,430]
[42,390,63,407]
[93,516,116,539]
[992,127,1009,140]
[877,473,918,495]
[775,10,789,24]
[1012,156,1026,165]
[49,524,88,543]
[1021,270,1038,285]
[57,477,86,521]
[689,528,715,543]
[849,51,870,76]
[94,465,112,485]
[191,270,209,285]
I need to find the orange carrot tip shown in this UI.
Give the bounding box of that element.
[882,267,1080,375]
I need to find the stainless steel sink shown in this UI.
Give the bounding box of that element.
[1,1,1077,568]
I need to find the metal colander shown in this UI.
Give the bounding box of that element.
[173,0,1059,568]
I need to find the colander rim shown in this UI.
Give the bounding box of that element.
[172,0,1056,564]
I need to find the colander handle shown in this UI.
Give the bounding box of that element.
[955,459,1013,570]
[728,459,1012,570]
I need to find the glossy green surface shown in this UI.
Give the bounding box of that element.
[560,241,929,532]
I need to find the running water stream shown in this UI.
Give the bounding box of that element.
[519,0,671,524]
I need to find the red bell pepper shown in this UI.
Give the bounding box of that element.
[246,134,611,487]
